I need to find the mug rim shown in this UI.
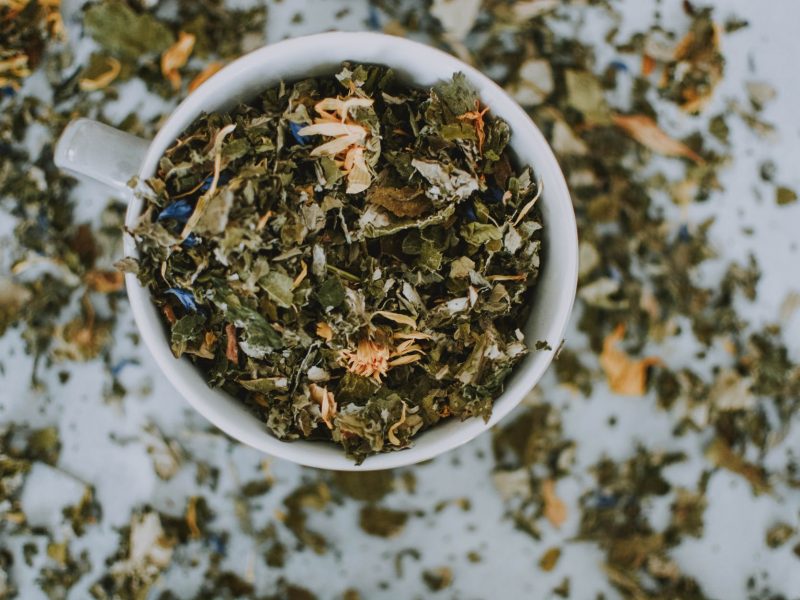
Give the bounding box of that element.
[123,31,578,470]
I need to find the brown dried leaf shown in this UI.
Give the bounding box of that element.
[612,114,705,165]
[366,185,432,217]
[706,437,771,495]
[186,496,201,539]
[600,324,663,396]
[539,547,562,572]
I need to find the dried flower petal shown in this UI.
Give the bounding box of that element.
[316,321,334,342]
[309,383,337,429]
[541,479,567,528]
[225,323,239,363]
[387,402,408,446]
[599,324,663,396]
[314,96,374,121]
[84,269,125,292]
[78,56,121,92]
[612,114,705,165]
[188,61,223,93]
[343,145,371,194]
[372,310,417,330]
[292,261,308,289]
[457,100,490,153]
[340,338,391,382]
[161,31,196,90]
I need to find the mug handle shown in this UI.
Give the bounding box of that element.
[54,118,150,192]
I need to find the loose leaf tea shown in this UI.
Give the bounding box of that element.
[129,63,544,463]
[5,0,800,597]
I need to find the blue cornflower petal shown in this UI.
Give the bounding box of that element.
[289,121,311,145]
[165,288,198,312]
[111,358,137,378]
[157,199,194,223]
[198,175,214,192]
[609,60,629,72]
[367,5,381,30]
[199,172,231,191]
[593,493,618,509]
[36,213,49,231]
[0,86,15,98]
[208,533,227,555]
[678,223,690,242]
[182,233,201,248]
[461,200,478,222]
[483,185,504,203]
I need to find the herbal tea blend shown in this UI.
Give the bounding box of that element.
[129,63,543,462]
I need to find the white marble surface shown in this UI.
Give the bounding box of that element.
[2,0,800,598]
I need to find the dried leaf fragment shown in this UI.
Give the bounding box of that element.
[181,123,236,239]
[600,324,663,396]
[612,114,705,165]
[705,437,771,495]
[186,496,202,539]
[430,0,481,40]
[366,185,432,217]
[539,547,562,571]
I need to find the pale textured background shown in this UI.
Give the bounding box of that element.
[2,0,800,598]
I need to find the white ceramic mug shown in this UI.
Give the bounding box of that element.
[54,31,578,471]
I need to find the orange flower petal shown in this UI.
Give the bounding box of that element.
[84,269,124,292]
[78,56,121,92]
[541,479,567,528]
[316,321,334,341]
[188,61,224,93]
[599,324,663,396]
[612,114,704,165]
[225,323,239,363]
[161,32,196,91]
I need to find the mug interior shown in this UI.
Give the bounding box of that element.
[123,32,578,470]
